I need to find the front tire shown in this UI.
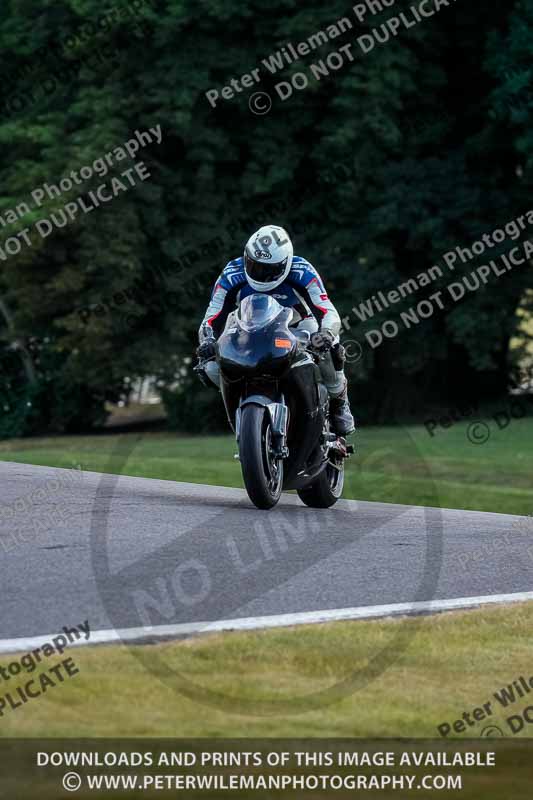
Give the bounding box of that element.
[297,462,344,508]
[239,404,283,510]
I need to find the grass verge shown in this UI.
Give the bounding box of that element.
[0,414,532,515]
[2,603,533,738]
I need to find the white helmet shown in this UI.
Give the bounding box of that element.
[243,225,293,292]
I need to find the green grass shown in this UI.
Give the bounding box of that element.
[1,415,532,514]
[1,421,532,797]
[3,607,533,798]
[2,603,533,738]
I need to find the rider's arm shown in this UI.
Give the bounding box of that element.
[291,262,341,336]
[199,263,243,340]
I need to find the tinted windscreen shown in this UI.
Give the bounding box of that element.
[237,294,284,332]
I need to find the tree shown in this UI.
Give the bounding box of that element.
[1,0,531,434]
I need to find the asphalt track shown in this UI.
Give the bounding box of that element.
[1,462,532,650]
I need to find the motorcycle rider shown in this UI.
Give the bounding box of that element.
[197,225,355,437]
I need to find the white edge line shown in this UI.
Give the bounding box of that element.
[2,591,533,655]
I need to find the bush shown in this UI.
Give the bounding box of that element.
[162,377,228,434]
[0,344,109,439]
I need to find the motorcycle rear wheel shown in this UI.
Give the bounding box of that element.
[297,461,344,508]
[239,404,283,510]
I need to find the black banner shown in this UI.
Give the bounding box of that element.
[0,739,531,797]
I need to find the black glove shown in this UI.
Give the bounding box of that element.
[197,339,217,361]
[310,329,336,352]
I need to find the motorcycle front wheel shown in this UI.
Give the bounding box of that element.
[239,404,284,510]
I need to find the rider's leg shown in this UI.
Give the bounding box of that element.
[318,349,355,437]
[292,318,355,436]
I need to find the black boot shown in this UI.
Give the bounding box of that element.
[329,383,355,436]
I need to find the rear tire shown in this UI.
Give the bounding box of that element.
[297,462,344,508]
[239,404,283,510]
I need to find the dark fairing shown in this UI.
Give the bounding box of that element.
[217,294,329,490]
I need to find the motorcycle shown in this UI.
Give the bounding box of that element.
[196,293,354,510]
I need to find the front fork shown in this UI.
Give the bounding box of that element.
[235,396,289,459]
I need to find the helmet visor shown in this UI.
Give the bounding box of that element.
[244,251,289,285]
